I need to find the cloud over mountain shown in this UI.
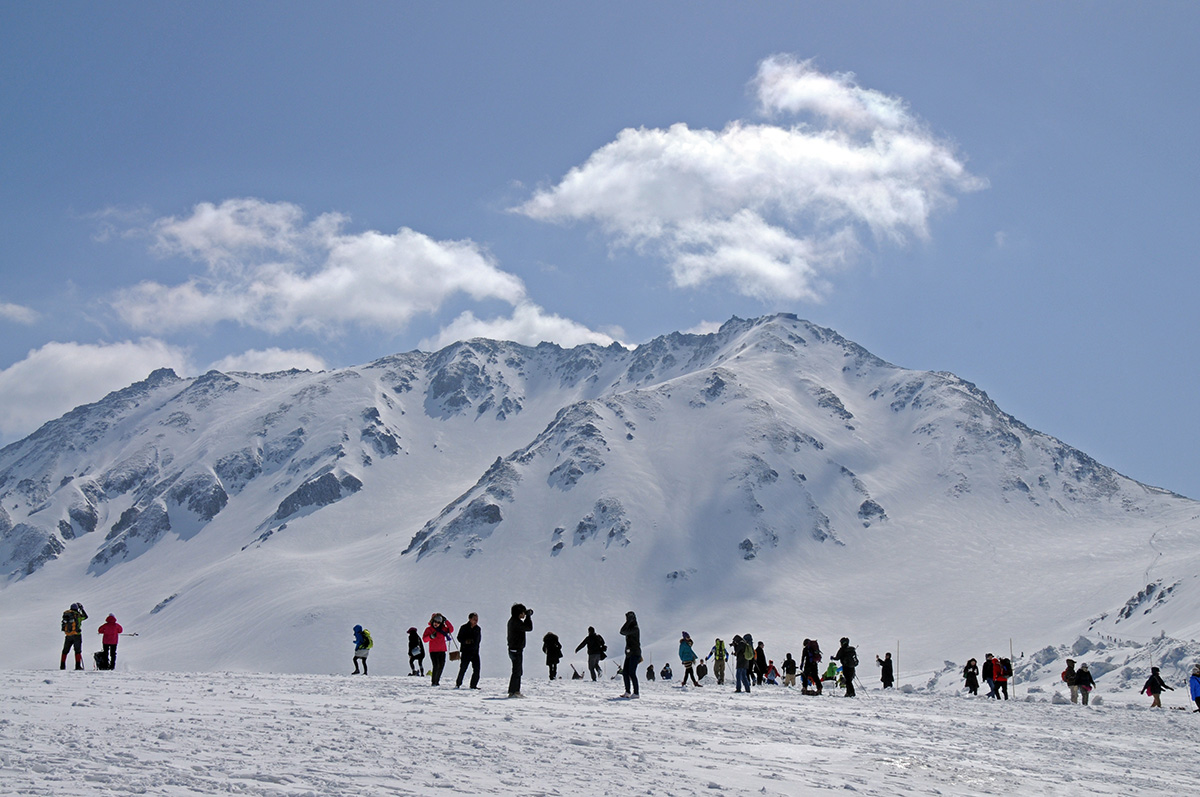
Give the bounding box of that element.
[514,55,985,301]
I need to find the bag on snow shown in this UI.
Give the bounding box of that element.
[93,651,109,670]
[696,662,708,680]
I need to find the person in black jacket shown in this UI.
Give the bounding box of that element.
[575,627,606,681]
[876,652,894,689]
[1143,666,1174,708]
[543,632,563,680]
[620,611,641,698]
[962,658,980,695]
[754,641,768,686]
[833,637,857,697]
[1075,662,1096,706]
[455,613,482,689]
[507,603,533,698]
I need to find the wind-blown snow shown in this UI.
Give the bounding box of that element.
[2,669,1198,795]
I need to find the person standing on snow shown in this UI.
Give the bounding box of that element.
[833,637,858,697]
[455,613,482,689]
[97,614,122,670]
[423,613,455,686]
[542,632,564,681]
[732,634,752,694]
[60,603,88,670]
[754,641,768,686]
[407,627,425,676]
[678,632,702,687]
[1061,659,1079,704]
[619,611,641,698]
[1190,665,1200,712]
[1142,666,1173,708]
[507,603,533,697]
[962,658,980,695]
[876,652,894,689]
[351,624,372,675]
[575,627,606,681]
[801,639,822,695]
[707,638,728,685]
[781,653,798,687]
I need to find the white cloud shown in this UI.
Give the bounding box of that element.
[0,340,191,439]
[0,301,39,325]
[206,348,327,374]
[514,55,985,301]
[420,302,621,351]
[113,198,526,335]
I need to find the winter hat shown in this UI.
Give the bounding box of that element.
[107,614,116,622]
[407,627,418,634]
[1066,659,1075,665]
[1079,663,1089,670]
[681,631,691,640]
[354,624,362,632]
[1151,667,1160,673]
[840,637,849,646]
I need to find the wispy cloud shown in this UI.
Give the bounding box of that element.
[206,348,327,374]
[112,198,528,335]
[0,339,191,439]
[0,300,39,325]
[514,55,985,301]
[419,302,620,351]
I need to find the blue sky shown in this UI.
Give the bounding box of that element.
[2,2,1198,499]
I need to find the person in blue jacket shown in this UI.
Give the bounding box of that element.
[1190,664,1200,712]
[352,625,372,675]
[678,632,702,687]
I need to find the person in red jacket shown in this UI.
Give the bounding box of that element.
[422,613,455,686]
[97,614,123,670]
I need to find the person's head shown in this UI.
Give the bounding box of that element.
[1193,664,1200,676]
[757,641,764,649]
[1151,666,1160,673]
[1080,663,1089,671]
[107,614,116,623]
[681,631,691,641]
[968,658,976,665]
[732,635,743,643]
[884,652,891,660]
[985,653,993,660]
[468,613,478,626]
[407,626,418,635]
[512,603,527,618]
[626,610,637,621]
[588,626,595,634]
[354,624,362,632]
[786,653,793,660]
[1066,659,1075,666]
[840,637,849,646]
[430,613,444,625]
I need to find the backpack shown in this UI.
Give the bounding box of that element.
[93,651,109,670]
[715,640,726,659]
[697,661,708,680]
[361,629,373,650]
[743,644,756,662]
[61,611,79,635]
[1001,658,1013,677]
[846,647,859,668]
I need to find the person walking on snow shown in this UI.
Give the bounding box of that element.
[678,632,702,687]
[1142,666,1173,708]
[408,627,425,676]
[507,603,533,697]
[97,614,122,670]
[833,637,858,697]
[60,603,87,670]
[351,624,372,674]
[619,611,641,698]
[575,627,606,681]
[877,652,894,689]
[1075,662,1095,706]
[423,613,455,686]
[801,639,822,695]
[543,632,564,680]
[707,638,728,685]
[982,653,998,698]
[455,613,481,689]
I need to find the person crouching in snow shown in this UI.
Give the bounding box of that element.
[352,625,372,675]
[97,614,122,670]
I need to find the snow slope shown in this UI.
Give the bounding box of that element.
[1,314,1198,696]
[3,669,1199,796]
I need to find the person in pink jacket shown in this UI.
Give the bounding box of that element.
[97,614,123,670]
[422,613,455,686]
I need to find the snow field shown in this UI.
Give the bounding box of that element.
[2,668,1198,796]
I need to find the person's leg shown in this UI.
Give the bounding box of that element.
[353,655,360,674]
[1151,692,1161,708]
[508,651,523,695]
[845,669,856,697]
[71,636,83,669]
[1081,687,1088,706]
[106,644,117,670]
[432,652,446,685]
[469,653,480,689]
[1069,684,1078,704]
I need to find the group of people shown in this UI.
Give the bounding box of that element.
[961,653,1016,700]
[58,603,123,671]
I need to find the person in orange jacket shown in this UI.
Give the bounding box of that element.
[97,614,123,670]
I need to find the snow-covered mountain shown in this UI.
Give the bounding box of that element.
[2,314,1198,690]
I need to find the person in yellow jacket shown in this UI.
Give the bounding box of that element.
[60,602,87,670]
